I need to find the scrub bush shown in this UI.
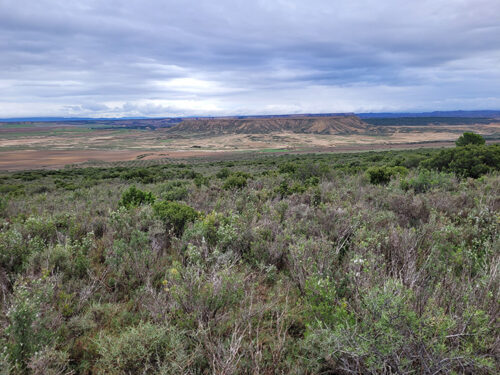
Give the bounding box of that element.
[223,174,248,190]
[118,186,155,208]
[95,322,194,374]
[366,165,408,184]
[153,201,199,235]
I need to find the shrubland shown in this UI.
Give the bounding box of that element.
[0,135,499,374]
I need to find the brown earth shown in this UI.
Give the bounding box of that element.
[0,150,156,170]
[167,115,370,134]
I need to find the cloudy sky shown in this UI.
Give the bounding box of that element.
[1,0,499,118]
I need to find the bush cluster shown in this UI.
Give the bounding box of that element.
[422,143,499,178]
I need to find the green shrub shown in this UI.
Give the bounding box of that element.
[274,178,317,197]
[95,322,193,374]
[222,174,248,190]
[6,286,41,370]
[303,275,354,328]
[6,277,58,371]
[26,347,71,375]
[302,280,495,374]
[275,180,291,197]
[216,167,231,179]
[24,216,57,244]
[400,169,453,193]
[164,264,245,327]
[278,162,298,174]
[119,186,155,208]
[120,168,155,183]
[0,184,24,196]
[455,132,485,146]
[0,196,7,217]
[54,179,78,191]
[0,229,44,274]
[366,166,408,184]
[153,201,199,235]
[422,144,500,178]
[159,181,188,201]
[402,154,426,168]
[182,211,240,255]
[291,162,329,181]
[194,174,209,187]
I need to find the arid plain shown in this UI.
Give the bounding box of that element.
[1,115,499,170]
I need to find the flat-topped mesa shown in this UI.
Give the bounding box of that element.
[166,115,372,135]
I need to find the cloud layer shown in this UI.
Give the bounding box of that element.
[1,0,499,117]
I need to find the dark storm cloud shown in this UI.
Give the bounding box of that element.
[1,0,499,117]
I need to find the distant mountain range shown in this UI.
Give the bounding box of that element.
[1,110,499,122]
[357,110,500,118]
[0,117,147,122]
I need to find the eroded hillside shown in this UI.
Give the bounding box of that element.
[166,115,371,134]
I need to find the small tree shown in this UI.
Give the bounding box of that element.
[455,132,485,147]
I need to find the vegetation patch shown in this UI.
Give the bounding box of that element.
[0,132,498,374]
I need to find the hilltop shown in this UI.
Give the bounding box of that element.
[166,115,371,134]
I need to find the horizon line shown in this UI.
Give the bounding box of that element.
[1,109,500,122]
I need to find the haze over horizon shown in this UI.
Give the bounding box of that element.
[1,0,500,118]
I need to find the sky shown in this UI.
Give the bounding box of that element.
[1,0,500,118]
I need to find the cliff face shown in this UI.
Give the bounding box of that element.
[166,115,371,134]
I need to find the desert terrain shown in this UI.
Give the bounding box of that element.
[0,115,499,170]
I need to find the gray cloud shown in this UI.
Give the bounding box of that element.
[1,0,499,117]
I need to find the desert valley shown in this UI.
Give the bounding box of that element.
[1,113,499,170]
